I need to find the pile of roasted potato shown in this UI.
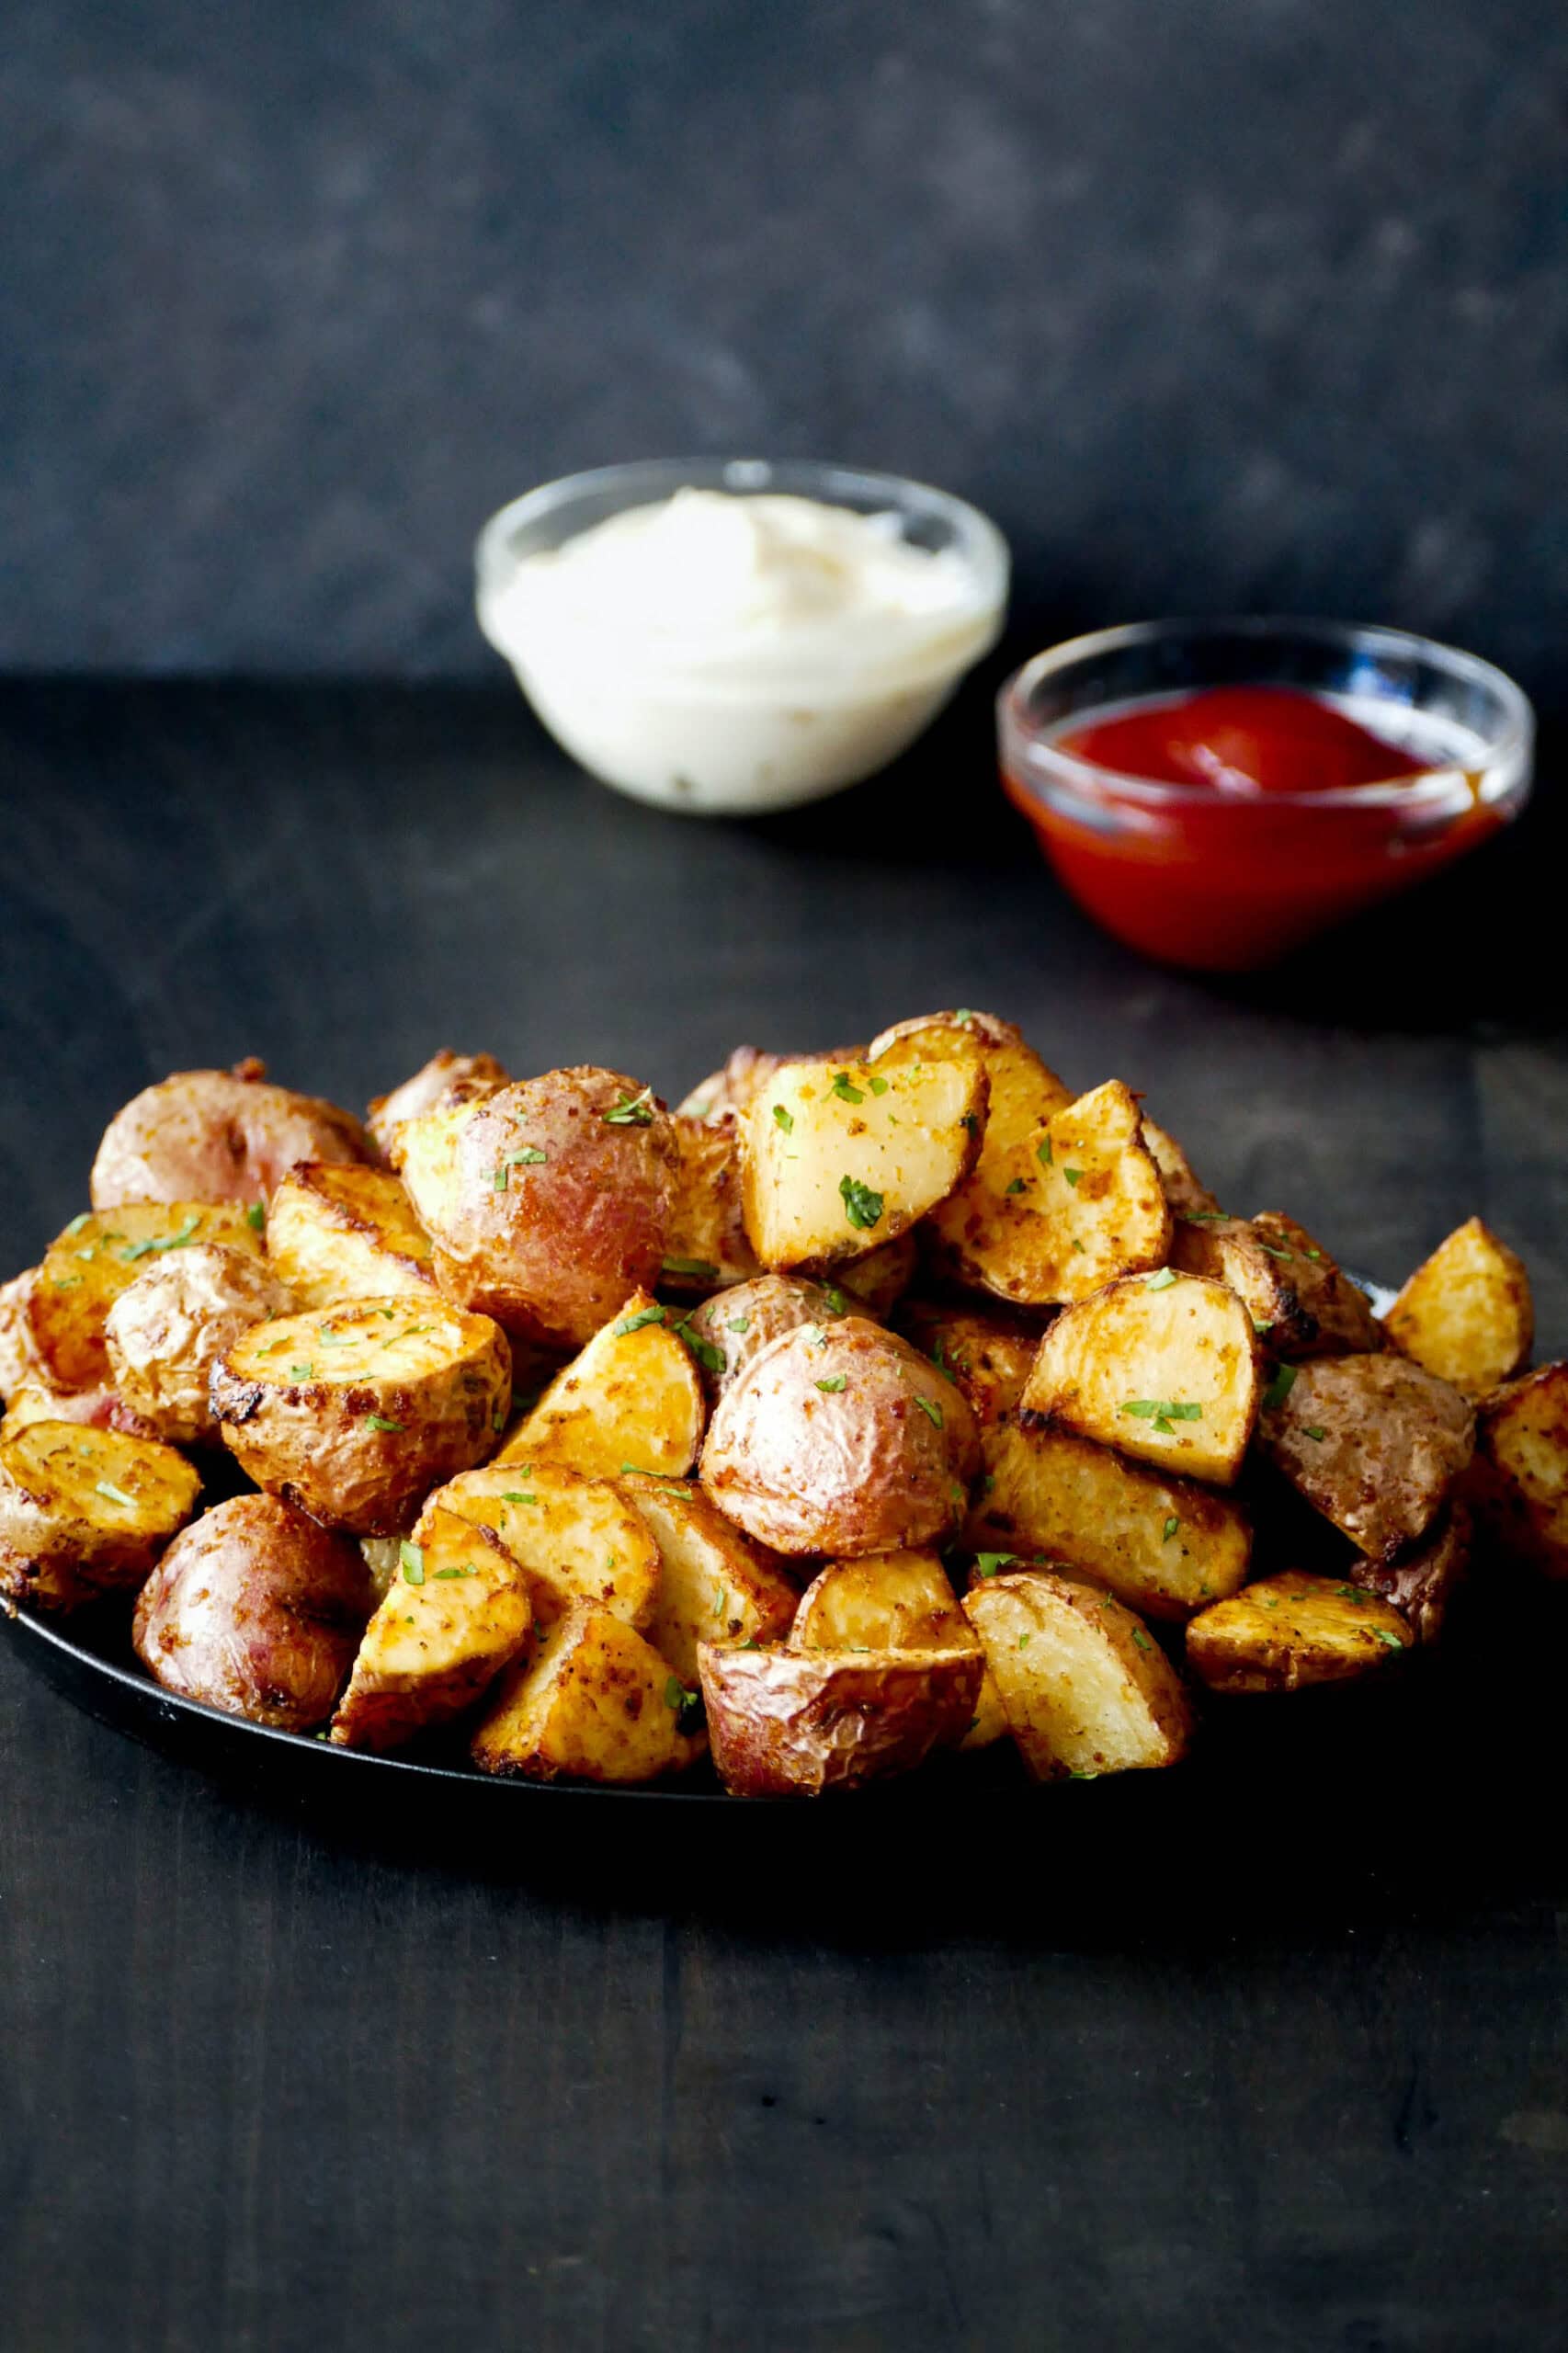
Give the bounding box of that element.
[0,1019,1562,1798]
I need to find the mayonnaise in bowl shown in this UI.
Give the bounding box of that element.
[476,460,1009,813]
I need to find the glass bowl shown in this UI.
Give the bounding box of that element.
[997,618,1534,971]
[476,456,1009,815]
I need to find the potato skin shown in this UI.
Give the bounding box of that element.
[699,1642,983,1797]
[660,1115,763,1295]
[90,1063,369,1210]
[0,1421,203,1610]
[105,1243,296,1445]
[1257,1352,1474,1560]
[1173,1212,1382,1359]
[132,1495,375,1730]
[367,1050,510,1160]
[397,1068,677,1349]
[0,1270,43,1399]
[1350,1503,1470,1644]
[684,1272,860,1400]
[702,1316,980,1558]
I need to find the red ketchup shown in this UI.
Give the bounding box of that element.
[1008,685,1490,971]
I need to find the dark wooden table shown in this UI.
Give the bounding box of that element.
[1,678,1564,2353]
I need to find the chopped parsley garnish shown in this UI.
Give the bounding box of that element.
[1374,1629,1405,1649]
[602,1089,654,1126]
[823,1288,847,1316]
[664,1675,701,1724]
[1017,1632,1031,1650]
[662,1256,718,1280]
[830,1071,864,1106]
[1071,1238,1085,1253]
[1256,1240,1293,1262]
[400,1543,425,1586]
[974,1552,1017,1577]
[814,1374,847,1393]
[1303,1247,1324,1263]
[1062,1167,1083,1188]
[613,1303,666,1336]
[501,1491,539,1506]
[839,1174,884,1231]
[772,1104,793,1134]
[289,1363,313,1380]
[1038,1136,1053,1167]
[1162,1516,1179,1544]
[245,1203,267,1233]
[433,1564,475,1580]
[868,1074,890,1097]
[1252,1316,1275,1336]
[726,1313,750,1334]
[1121,1397,1203,1435]
[953,1008,975,1027]
[620,1465,691,1492]
[119,1213,202,1262]
[1131,1626,1153,1653]
[672,1317,725,1375]
[1005,1177,1027,1196]
[1143,1267,1178,1290]
[63,1211,92,1237]
[913,1393,943,1428]
[94,1480,135,1508]
[494,1146,549,1189]
[1301,1425,1327,1443]
[1261,1363,1298,1411]
[364,1415,404,1432]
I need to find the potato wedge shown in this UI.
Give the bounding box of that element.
[134,1495,375,1729]
[739,1029,987,1272]
[788,1546,1007,1752]
[895,1300,1044,1430]
[1141,1119,1221,1219]
[0,1269,43,1399]
[658,1115,764,1296]
[367,1049,510,1159]
[90,1063,369,1210]
[0,1420,202,1611]
[211,1296,511,1534]
[1384,1216,1534,1397]
[1173,1211,1382,1359]
[0,1380,160,1443]
[929,1079,1171,1308]
[418,1461,662,1627]
[702,1316,980,1558]
[28,1201,263,1390]
[330,1504,534,1751]
[964,1571,1193,1779]
[1186,1570,1412,1692]
[965,1419,1252,1618]
[1256,1352,1473,1560]
[617,1470,797,1683]
[1467,1362,1568,1579]
[472,1605,707,1783]
[104,1243,296,1446]
[684,1273,858,1400]
[676,1043,866,1124]
[494,1290,705,1480]
[1349,1503,1470,1644]
[395,1067,677,1349]
[266,1164,437,1309]
[699,1640,983,1797]
[1022,1270,1260,1485]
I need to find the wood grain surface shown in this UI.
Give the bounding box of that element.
[0,679,1563,2352]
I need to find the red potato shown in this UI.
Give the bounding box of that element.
[90,1062,369,1210]
[683,1272,863,1401]
[701,1316,980,1558]
[366,1050,511,1160]
[699,1641,983,1797]
[0,1421,202,1611]
[395,1068,678,1349]
[104,1243,297,1446]
[132,1495,376,1730]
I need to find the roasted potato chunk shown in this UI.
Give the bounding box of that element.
[1256,1352,1473,1560]
[617,1471,797,1684]
[684,1273,859,1400]
[367,1049,511,1159]
[1384,1216,1534,1397]
[133,1495,375,1729]
[1022,1270,1260,1485]
[839,1230,919,1317]
[211,1296,511,1534]
[1467,1362,1568,1579]
[472,1605,707,1783]
[966,1420,1252,1618]
[90,1063,369,1210]
[0,1269,44,1399]
[104,1242,296,1446]
[1186,1570,1412,1692]
[659,1115,763,1296]
[266,1164,437,1309]
[1349,1503,1470,1643]
[330,1504,534,1751]
[964,1571,1193,1779]
[1173,1211,1382,1358]
[396,1067,677,1349]
[699,1640,983,1797]
[28,1201,263,1390]
[789,1546,1006,1751]
[418,1461,662,1627]
[895,1300,1045,1429]
[0,1421,201,1611]
[739,1029,987,1272]
[702,1316,980,1558]
[1141,1119,1221,1219]
[496,1291,705,1480]
[0,1380,160,1442]
[929,1079,1170,1308]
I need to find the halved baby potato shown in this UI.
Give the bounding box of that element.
[472,1605,707,1784]
[788,1545,1006,1751]
[1185,1570,1412,1693]
[266,1163,437,1308]
[1173,1211,1383,1359]
[739,1029,987,1272]
[964,1571,1193,1779]
[1256,1351,1473,1561]
[367,1048,511,1160]
[495,1290,705,1480]
[683,1273,858,1401]
[1466,1361,1568,1579]
[330,1504,535,1751]
[104,1242,296,1446]
[89,1063,369,1211]
[1022,1270,1260,1485]
[28,1201,263,1389]
[211,1296,511,1534]
[418,1461,662,1627]
[699,1640,983,1797]
[965,1419,1252,1619]
[1384,1216,1534,1398]
[0,1420,202,1611]
[617,1470,797,1685]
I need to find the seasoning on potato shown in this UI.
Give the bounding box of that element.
[29,1201,264,1390]
[471,1605,708,1784]
[1185,1571,1413,1693]
[964,1571,1194,1779]
[496,1290,706,1480]
[266,1164,437,1309]
[331,1504,535,1751]
[1384,1216,1534,1398]
[1256,1351,1474,1560]
[0,1420,202,1610]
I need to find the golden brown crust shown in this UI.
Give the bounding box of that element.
[964,1571,1193,1778]
[1466,1361,1568,1578]
[266,1164,437,1308]
[1172,1212,1382,1359]
[0,1421,202,1611]
[1186,1570,1412,1692]
[1384,1216,1534,1397]
[472,1606,708,1783]
[893,1300,1043,1430]
[28,1202,264,1390]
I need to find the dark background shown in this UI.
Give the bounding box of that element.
[5,0,1567,698]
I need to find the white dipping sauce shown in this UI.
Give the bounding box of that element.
[478,488,1006,813]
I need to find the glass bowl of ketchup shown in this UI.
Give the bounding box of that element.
[997,618,1534,972]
